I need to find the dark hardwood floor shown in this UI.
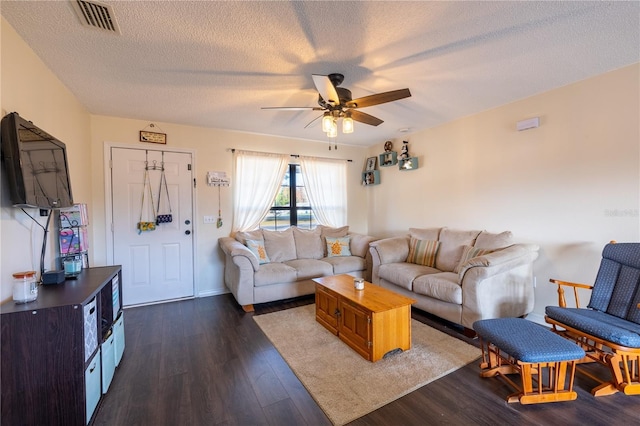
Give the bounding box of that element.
[94,294,639,425]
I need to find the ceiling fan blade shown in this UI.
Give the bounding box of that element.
[304,114,323,129]
[346,88,411,109]
[312,74,340,106]
[350,110,384,126]
[261,106,324,111]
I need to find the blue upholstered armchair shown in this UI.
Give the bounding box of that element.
[545,242,640,397]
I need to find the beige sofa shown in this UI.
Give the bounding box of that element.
[369,227,539,331]
[219,226,375,312]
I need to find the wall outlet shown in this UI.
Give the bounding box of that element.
[203,215,215,224]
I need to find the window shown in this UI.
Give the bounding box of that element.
[260,164,316,231]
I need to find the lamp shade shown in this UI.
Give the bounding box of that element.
[327,120,338,138]
[342,115,354,133]
[322,113,333,133]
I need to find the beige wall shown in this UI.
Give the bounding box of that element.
[366,63,640,323]
[1,18,92,301]
[2,17,639,322]
[88,116,368,297]
[1,18,368,301]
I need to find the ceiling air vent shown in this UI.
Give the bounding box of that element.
[70,0,121,34]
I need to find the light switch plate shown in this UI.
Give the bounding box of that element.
[203,215,215,224]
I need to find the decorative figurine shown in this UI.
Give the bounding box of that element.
[399,140,410,160]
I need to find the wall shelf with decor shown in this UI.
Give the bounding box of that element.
[362,170,380,186]
[399,157,419,171]
[379,151,397,167]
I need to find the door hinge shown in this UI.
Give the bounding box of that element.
[187,164,192,171]
[367,341,372,348]
[367,317,371,324]
[193,178,196,188]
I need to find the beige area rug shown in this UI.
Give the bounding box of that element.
[254,304,479,425]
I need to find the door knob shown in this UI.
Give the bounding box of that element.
[185,230,191,235]
[185,219,191,225]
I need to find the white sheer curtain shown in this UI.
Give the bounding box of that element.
[299,156,347,227]
[232,150,289,233]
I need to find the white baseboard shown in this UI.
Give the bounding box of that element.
[197,288,229,298]
[526,312,546,326]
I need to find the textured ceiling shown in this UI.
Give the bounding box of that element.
[1,1,638,147]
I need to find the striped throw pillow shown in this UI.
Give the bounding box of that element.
[454,245,494,273]
[407,238,440,267]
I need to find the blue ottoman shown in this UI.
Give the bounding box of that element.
[474,318,585,404]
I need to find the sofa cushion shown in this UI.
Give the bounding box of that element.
[254,262,298,286]
[409,227,441,241]
[453,245,494,273]
[323,256,366,275]
[546,306,640,348]
[235,229,263,245]
[263,228,297,262]
[245,239,271,264]
[284,259,334,281]
[475,230,513,250]
[379,262,439,291]
[292,226,323,259]
[413,272,462,304]
[407,238,440,267]
[326,236,352,257]
[435,228,482,272]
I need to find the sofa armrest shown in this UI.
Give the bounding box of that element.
[369,236,409,265]
[219,236,259,271]
[348,232,377,258]
[459,244,539,328]
[219,237,260,308]
[457,244,539,280]
[369,236,409,283]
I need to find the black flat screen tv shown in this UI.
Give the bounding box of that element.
[1,112,74,209]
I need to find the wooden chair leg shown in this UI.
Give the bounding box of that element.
[242,304,254,313]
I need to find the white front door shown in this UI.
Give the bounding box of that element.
[110,147,194,305]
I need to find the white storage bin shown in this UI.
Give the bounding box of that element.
[85,351,101,424]
[83,298,98,362]
[101,331,116,394]
[114,312,125,366]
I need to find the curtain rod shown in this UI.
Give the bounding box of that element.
[228,148,352,162]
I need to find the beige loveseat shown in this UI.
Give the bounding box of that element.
[369,227,539,331]
[219,226,375,312]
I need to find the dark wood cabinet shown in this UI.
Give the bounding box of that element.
[1,266,123,426]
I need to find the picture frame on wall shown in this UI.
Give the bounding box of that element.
[365,156,377,171]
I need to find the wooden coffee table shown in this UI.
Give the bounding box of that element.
[313,274,416,362]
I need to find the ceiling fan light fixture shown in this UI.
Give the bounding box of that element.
[327,120,338,138]
[321,112,333,133]
[342,114,354,134]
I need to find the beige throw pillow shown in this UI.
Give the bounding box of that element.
[292,226,323,259]
[262,228,297,262]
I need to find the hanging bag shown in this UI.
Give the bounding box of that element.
[137,166,157,233]
[155,160,173,225]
